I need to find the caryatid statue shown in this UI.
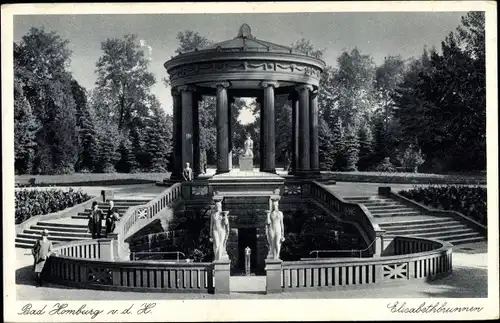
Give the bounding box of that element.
[266,199,285,260]
[209,201,230,261]
[243,133,254,158]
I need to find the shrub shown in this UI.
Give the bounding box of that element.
[397,144,425,173]
[15,188,91,224]
[399,185,487,225]
[373,157,396,172]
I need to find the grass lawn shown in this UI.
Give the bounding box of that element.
[15,172,170,186]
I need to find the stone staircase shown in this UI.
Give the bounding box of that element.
[343,196,485,245]
[15,199,150,249]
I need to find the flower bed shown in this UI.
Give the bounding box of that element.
[398,185,487,225]
[15,188,91,224]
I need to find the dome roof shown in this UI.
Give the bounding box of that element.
[199,23,293,54]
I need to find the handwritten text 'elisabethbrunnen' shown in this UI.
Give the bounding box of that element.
[387,301,484,314]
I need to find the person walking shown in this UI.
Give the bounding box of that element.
[105,200,120,236]
[31,229,53,287]
[89,201,103,239]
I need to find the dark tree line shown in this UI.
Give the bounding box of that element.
[14,29,172,174]
[14,12,485,175]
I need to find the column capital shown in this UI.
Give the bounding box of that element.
[295,84,314,92]
[310,89,319,99]
[170,87,181,96]
[177,85,197,92]
[259,80,280,89]
[212,81,231,89]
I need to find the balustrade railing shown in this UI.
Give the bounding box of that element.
[45,239,213,292]
[309,181,384,255]
[280,236,452,291]
[110,183,183,259]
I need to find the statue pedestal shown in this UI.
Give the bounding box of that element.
[239,156,253,171]
[213,260,230,294]
[265,259,282,294]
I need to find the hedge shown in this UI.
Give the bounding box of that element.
[398,185,487,225]
[15,188,91,224]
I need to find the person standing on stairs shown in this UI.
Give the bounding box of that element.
[31,229,53,287]
[105,200,120,236]
[89,201,103,239]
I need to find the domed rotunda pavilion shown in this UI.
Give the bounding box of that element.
[164,24,326,180]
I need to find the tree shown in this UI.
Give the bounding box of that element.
[318,118,336,170]
[291,38,326,59]
[94,34,156,131]
[143,97,172,172]
[330,48,376,128]
[70,80,98,171]
[175,30,213,54]
[393,12,485,171]
[14,79,38,174]
[342,126,360,171]
[14,28,79,174]
[330,118,345,170]
[357,122,374,171]
[375,56,405,133]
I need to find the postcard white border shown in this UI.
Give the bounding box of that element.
[2,1,498,322]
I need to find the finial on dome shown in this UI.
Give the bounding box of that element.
[237,23,253,38]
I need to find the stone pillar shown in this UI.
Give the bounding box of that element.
[296,84,312,174]
[260,81,279,173]
[289,93,299,175]
[265,259,282,294]
[179,85,195,169]
[213,260,231,294]
[216,81,231,174]
[171,88,182,180]
[309,89,320,173]
[97,239,115,261]
[256,95,264,170]
[193,93,201,177]
[228,96,236,170]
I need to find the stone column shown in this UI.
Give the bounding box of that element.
[309,89,320,174]
[256,95,264,170]
[171,88,182,180]
[215,81,230,174]
[296,84,313,174]
[260,81,279,173]
[193,93,201,177]
[179,85,195,169]
[289,93,299,175]
[228,96,236,171]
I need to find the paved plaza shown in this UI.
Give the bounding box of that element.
[13,182,489,300]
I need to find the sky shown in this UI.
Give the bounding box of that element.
[14,12,467,122]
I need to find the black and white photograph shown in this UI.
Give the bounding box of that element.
[2,1,498,322]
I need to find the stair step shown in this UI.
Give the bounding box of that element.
[31,224,87,232]
[434,232,482,241]
[373,211,422,217]
[379,218,457,227]
[17,233,93,242]
[383,224,467,234]
[363,204,405,210]
[24,229,94,238]
[370,208,417,214]
[343,196,385,201]
[36,221,88,229]
[446,236,486,245]
[415,228,476,238]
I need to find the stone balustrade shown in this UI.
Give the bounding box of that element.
[109,183,183,260]
[309,181,385,256]
[270,236,452,292]
[45,239,214,293]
